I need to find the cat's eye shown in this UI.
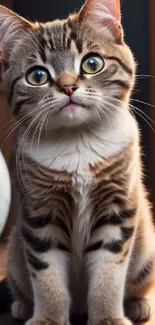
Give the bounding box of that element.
[26,67,50,86]
[81,54,105,75]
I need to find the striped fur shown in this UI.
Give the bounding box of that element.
[0,1,155,325]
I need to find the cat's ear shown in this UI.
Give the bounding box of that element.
[0,5,32,61]
[78,0,123,42]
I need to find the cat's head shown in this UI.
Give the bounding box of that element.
[0,0,136,130]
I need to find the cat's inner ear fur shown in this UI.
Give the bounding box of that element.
[0,5,32,62]
[78,0,123,43]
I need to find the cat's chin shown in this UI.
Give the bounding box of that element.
[48,104,95,128]
[62,103,82,113]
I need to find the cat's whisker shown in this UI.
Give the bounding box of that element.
[79,92,128,129]
[129,108,137,122]
[0,105,45,150]
[102,95,155,129]
[131,108,155,133]
[129,104,155,126]
[36,111,49,176]
[102,99,124,119]
[21,107,50,168]
[95,103,112,128]
[29,27,45,53]
[0,111,36,150]
[0,115,17,132]
[45,111,51,136]
[102,103,119,124]
[22,29,40,52]
[1,106,40,136]
[24,115,46,190]
[17,117,41,191]
[102,108,112,128]
[103,94,154,112]
[21,108,51,196]
[1,115,28,136]
[29,107,49,152]
[92,104,106,125]
[132,98,155,109]
[16,111,46,197]
[136,74,155,79]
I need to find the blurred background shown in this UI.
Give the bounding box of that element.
[0,0,155,277]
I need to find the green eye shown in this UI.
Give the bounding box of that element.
[81,54,104,75]
[26,67,50,86]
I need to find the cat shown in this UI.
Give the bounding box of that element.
[0,1,155,325]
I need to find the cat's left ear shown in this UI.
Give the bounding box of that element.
[78,0,123,43]
[0,5,32,61]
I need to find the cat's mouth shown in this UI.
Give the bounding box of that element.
[60,99,86,113]
[63,102,82,112]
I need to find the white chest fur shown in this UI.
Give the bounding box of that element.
[24,112,137,177]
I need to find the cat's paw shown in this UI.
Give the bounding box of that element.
[88,318,133,325]
[100,320,132,325]
[11,300,32,320]
[25,320,69,325]
[25,321,55,325]
[125,298,151,322]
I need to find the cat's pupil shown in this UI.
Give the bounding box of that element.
[88,58,97,71]
[34,71,44,83]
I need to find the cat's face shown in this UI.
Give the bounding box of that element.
[0,0,136,130]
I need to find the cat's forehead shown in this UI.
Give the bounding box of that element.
[23,18,104,75]
[12,16,134,78]
[36,18,101,55]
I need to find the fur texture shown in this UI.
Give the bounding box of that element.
[0,1,155,325]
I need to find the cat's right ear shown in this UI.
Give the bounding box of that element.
[78,0,123,43]
[0,5,32,62]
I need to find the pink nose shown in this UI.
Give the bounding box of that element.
[62,86,78,96]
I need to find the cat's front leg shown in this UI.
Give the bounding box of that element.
[25,251,70,325]
[87,256,133,325]
[23,229,71,325]
[87,257,133,325]
[86,208,136,325]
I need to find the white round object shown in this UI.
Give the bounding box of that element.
[0,151,11,236]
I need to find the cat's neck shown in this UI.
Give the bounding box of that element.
[20,111,138,174]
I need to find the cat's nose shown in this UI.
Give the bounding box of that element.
[56,73,78,96]
[61,86,78,96]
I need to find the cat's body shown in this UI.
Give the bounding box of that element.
[0,1,155,325]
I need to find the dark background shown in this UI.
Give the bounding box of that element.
[13,0,151,187]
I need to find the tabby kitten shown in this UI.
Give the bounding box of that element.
[0,1,155,325]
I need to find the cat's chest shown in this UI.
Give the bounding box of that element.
[23,131,103,196]
[23,144,95,202]
[19,108,137,201]
[23,125,127,180]
[21,125,132,206]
